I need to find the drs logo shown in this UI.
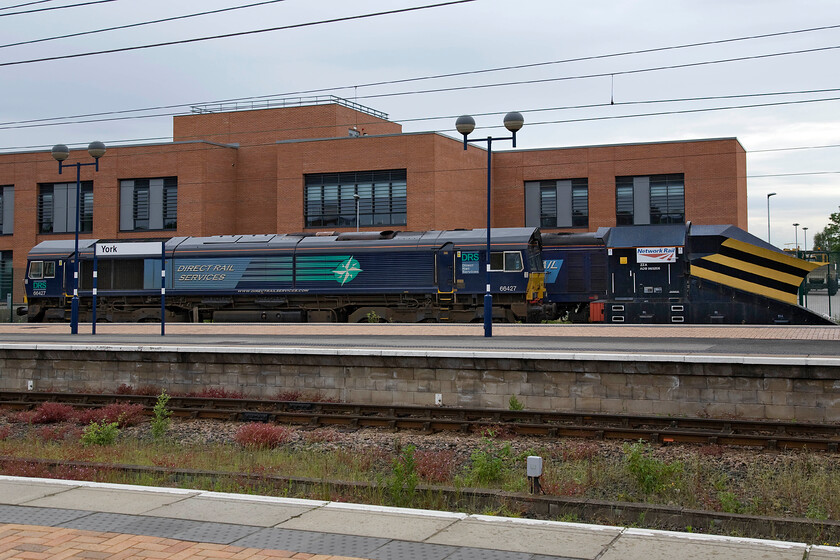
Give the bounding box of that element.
[33,281,47,291]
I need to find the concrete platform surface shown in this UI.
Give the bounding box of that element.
[0,322,838,360]
[0,476,839,560]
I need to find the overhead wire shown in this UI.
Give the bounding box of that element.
[0,0,475,66]
[2,89,839,152]
[0,0,60,11]
[293,23,840,93]
[0,0,289,50]
[349,45,840,101]
[0,10,837,187]
[0,0,115,17]
[1,21,836,128]
[3,87,840,132]
[2,126,838,172]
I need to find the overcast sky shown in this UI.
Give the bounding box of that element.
[1,0,839,249]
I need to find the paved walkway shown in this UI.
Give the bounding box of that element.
[0,525,348,559]
[1,476,839,560]
[0,323,838,361]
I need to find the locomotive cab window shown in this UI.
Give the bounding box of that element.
[29,261,43,279]
[43,261,55,278]
[490,251,523,272]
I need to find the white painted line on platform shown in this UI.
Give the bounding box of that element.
[197,491,328,507]
[325,501,467,518]
[622,527,806,549]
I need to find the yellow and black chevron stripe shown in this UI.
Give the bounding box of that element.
[690,238,822,304]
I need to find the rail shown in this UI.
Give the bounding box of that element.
[4,391,840,452]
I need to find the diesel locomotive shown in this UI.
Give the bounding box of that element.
[21,224,834,325]
[22,228,546,324]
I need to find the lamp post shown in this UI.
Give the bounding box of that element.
[766,192,776,244]
[793,223,800,254]
[353,193,360,232]
[455,111,524,337]
[802,227,808,252]
[51,141,106,334]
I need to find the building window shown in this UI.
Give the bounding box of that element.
[649,174,685,224]
[615,177,634,225]
[527,178,588,228]
[539,183,556,227]
[0,251,12,301]
[38,182,92,234]
[120,178,177,231]
[304,170,407,228]
[571,179,589,227]
[615,174,685,225]
[0,186,12,235]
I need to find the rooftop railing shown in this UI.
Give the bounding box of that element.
[190,95,389,120]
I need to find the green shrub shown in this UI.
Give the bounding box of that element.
[388,444,419,506]
[623,441,683,494]
[460,436,513,486]
[150,391,172,440]
[718,490,742,513]
[508,395,524,411]
[80,420,120,446]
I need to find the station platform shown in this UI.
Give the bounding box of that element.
[1,476,838,560]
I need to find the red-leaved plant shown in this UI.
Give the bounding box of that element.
[233,423,293,449]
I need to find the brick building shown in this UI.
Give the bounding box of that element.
[0,97,746,300]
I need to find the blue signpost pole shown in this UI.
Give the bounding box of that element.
[92,246,97,335]
[161,242,166,337]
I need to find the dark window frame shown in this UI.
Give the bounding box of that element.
[571,178,589,228]
[304,169,407,229]
[615,177,635,226]
[120,177,178,232]
[649,174,685,224]
[538,178,588,228]
[38,181,93,234]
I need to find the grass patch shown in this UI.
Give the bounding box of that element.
[2,410,840,521]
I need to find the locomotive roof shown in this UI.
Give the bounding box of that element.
[26,228,541,258]
[158,228,540,252]
[600,224,688,248]
[28,239,96,258]
[541,231,603,247]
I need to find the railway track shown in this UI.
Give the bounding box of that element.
[3,391,840,451]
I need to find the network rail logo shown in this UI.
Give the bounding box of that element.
[636,247,677,263]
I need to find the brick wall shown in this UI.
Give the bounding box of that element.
[0,105,747,301]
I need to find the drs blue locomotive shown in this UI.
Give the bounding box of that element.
[22,224,834,325]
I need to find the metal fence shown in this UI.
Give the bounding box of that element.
[800,251,839,322]
[0,266,27,323]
